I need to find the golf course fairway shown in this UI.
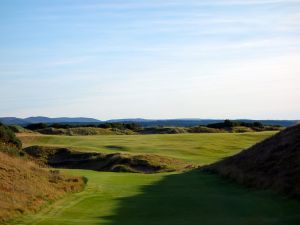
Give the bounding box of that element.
[10,169,300,225]
[10,132,300,225]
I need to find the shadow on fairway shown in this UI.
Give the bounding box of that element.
[101,170,300,225]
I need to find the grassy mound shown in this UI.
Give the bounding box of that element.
[36,127,135,135]
[23,146,191,173]
[19,132,275,165]
[205,125,300,198]
[20,120,283,136]
[7,125,33,134]
[187,126,221,133]
[140,127,187,134]
[0,151,86,223]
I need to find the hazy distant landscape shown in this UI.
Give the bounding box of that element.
[0,116,298,127]
[1,0,300,225]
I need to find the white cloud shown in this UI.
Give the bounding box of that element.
[79,0,299,10]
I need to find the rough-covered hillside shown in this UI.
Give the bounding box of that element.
[0,124,86,223]
[205,125,300,198]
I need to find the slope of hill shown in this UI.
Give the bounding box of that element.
[0,124,86,223]
[205,124,300,198]
[0,117,102,125]
[25,117,102,124]
[0,117,28,125]
[0,152,86,223]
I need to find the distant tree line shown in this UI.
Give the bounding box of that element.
[207,119,265,129]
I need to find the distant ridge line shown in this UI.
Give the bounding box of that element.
[0,117,298,127]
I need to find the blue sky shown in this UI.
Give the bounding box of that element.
[0,0,299,120]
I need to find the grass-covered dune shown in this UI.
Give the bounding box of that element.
[19,132,276,165]
[0,152,86,223]
[0,124,86,223]
[23,146,190,173]
[21,120,283,136]
[205,124,300,198]
[36,127,135,136]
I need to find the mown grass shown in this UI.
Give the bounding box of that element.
[18,132,275,165]
[11,169,300,225]
[11,131,300,225]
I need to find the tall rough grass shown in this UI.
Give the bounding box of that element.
[0,151,86,223]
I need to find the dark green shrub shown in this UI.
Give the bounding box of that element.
[26,123,48,130]
[0,124,22,149]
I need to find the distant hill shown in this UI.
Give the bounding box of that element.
[0,117,29,125]
[205,124,300,198]
[0,117,101,125]
[107,118,153,123]
[0,117,297,127]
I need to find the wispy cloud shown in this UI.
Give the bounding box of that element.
[79,0,299,10]
[1,0,299,119]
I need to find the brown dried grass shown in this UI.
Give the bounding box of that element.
[0,151,86,223]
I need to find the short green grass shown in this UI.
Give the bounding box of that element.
[19,132,275,165]
[12,131,300,225]
[11,170,300,225]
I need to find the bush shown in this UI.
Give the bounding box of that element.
[0,124,22,149]
[207,120,269,130]
[26,123,48,130]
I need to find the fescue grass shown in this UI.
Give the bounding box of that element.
[18,132,275,165]
[206,124,300,198]
[0,152,85,223]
